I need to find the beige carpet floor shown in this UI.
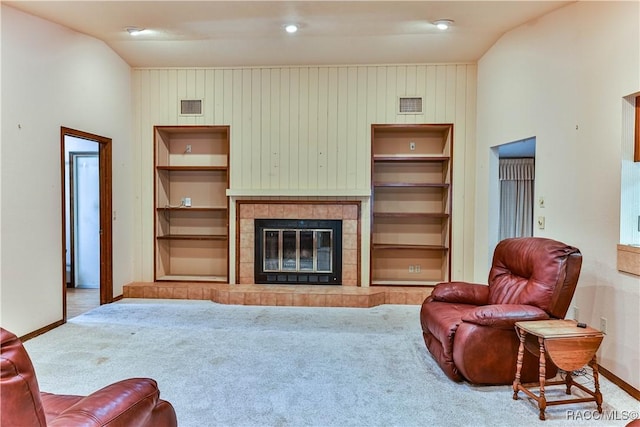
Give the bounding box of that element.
[24,299,640,427]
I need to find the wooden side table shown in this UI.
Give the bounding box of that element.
[512,319,604,421]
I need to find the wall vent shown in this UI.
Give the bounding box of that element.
[180,99,203,116]
[398,97,423,114]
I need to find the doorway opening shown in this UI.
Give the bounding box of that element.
[488,137,536,258]
[61,127,112,321]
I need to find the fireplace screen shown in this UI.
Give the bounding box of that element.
[255,219,342,284]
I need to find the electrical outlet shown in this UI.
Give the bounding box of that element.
[185,144,192,153]
[409,142,416,151]
[409,265,415,273]
[600,317,607,334]
[572,306,579,321]
[415,265,421,273]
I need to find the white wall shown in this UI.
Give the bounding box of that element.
[0,5,134,336]
[476,1,640,389]
[133,65,477,284]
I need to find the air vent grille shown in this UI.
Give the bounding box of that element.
[180,99,203,115]
[399,97,423,114]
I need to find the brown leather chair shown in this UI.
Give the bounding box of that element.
[0,327,177,427]
[420,237,582,385]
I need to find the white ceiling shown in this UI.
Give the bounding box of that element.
[5,1,574,68]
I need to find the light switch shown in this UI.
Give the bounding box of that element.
[537,216,545,230]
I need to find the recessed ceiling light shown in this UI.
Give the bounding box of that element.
[125,27,146,36]
[433,19,454,31]
[284,24,298,34]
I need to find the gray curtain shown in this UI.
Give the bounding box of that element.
[499,158,534,240]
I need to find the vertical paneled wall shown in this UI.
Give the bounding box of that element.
[133,64,477,282]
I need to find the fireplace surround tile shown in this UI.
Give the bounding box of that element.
[343,219,358,235]
[282,204,299,218]
[240,204,254,219]
[298,204,313,218]
[312,205,329,219]
[239,232,254,249]
[343,205,358,220]
[239,247,253,263]
[327,205,343,219]
[254,204,270,218]
[268,204,284,218]
[343,249,358,266]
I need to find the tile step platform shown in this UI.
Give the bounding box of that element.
[123,282,433,308]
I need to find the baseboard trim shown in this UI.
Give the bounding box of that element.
[19,295,122,342]
[19,320,64,342]
[599,364,640,401]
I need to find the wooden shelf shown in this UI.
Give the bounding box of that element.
[156,207,227,212]
[154,125,230,282]
[156,166,227,171]
[371,280,440,286]
[373,244,448,251]
[157,234,228,241]
[373,212,449,219]
[373,182,450,188]
[373,155,450,162]
[156,274,228,283]
[370,124,453,286]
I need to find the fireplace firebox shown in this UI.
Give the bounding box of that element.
[254,219,342,284]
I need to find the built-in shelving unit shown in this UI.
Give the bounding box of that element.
[370,124,453,286]
[154,126,230,282]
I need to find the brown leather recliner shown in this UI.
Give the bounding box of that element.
[420,237,582,385]
[0,327,177,427]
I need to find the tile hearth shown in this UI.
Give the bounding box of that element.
[123,282,433,308]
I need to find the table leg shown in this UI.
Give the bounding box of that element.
[565,369,573,395]
[589,355,603,413]
[538,336,547,421]
[513,328,526,400]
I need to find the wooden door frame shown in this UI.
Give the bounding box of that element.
[61,127,113,320]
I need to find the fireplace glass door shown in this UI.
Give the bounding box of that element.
[263,229,333,273]
[255,219,342,284]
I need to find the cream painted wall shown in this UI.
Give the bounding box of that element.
[133,64,477,284]
[476,1,640,389]
[1,5,134,336]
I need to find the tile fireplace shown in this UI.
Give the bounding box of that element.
[237,201,360,286]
